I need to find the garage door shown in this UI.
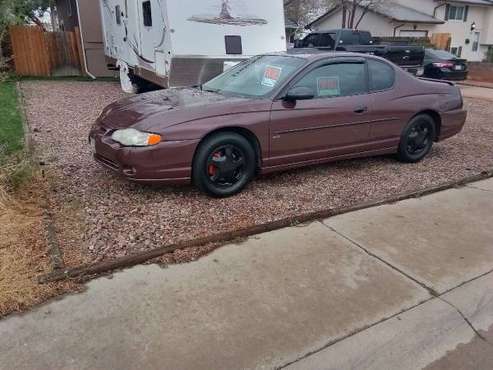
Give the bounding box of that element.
[399,30,428,37]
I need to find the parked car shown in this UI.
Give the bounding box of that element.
[90,52,467,197]
[293,29,425,76]
[423,49,469,81]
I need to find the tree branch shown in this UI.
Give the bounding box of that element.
[355,4,371,29]
[29,14,46,31]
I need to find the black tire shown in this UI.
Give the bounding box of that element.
[193,132,256,197]
[129,74,162,94]
[398,114,436,163]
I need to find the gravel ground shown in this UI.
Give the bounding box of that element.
[21,81,493,267]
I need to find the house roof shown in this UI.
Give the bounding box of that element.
[374,3,446,23]
[442,0,493,5]
[308,2,445,28]
[284,16,298,29]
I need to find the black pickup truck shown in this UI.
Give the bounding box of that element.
[293,29,425,76]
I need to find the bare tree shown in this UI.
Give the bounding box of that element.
[284,0,335,26]
[337,0,386,29]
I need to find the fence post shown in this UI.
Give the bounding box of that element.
[74,27,86,76]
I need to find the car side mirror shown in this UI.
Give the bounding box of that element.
[284,86,315,101]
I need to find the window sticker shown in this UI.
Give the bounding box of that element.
[261,65,283,87]
[317,76,340,97]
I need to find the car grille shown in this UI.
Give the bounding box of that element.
[95,154,119,171]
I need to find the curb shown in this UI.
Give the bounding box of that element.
[16,82,33,156]
[38,169,493,284]
[458,81,493,90]
[16,82,66,272]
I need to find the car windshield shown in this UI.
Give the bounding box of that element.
[202,55,306,98]
[427,49,457,60]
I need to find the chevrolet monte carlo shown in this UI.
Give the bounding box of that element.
[90,52,467,197]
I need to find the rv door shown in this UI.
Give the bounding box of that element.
[137,0,164,68]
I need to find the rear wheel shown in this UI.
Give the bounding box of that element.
[398,114,436,163]
[193,133,256,197]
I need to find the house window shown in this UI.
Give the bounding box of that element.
[451,46,463,57]
[115,5,121,25]
[142,1,152,27]
[447,5,466,21]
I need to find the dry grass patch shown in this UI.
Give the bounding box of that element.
[0,176,79,318]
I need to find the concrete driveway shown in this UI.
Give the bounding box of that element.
[1,179,492,370]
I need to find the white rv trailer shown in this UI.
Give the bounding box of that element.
[99,0,287,92]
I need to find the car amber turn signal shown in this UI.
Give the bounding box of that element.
[147,134,161,146]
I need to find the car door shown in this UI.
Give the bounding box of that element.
[267,58,375,168]
[366,58,407,149]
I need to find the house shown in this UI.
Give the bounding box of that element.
[307,0,493,61]
[53,0,114,77]
[285,16,299,44]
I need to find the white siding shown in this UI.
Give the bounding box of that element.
[482,9,493,46]
[312,9,396,36]
[310,1,493,61]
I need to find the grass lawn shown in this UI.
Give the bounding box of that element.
[0,81,24,160]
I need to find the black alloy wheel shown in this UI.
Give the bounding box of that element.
[193,132,256,197]
[398,114,436,163]
[206,145,246,188]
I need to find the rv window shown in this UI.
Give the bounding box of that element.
[115,5,122,25]
[143,1,152,27]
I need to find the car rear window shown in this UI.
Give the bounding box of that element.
[368,59,395,92]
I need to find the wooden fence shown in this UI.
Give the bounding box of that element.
[9,25,83,77]
[430,33,452,51]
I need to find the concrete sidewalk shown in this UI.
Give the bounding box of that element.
[1,179,492,370]
[460,84,493,102]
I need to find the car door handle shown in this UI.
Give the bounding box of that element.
[354,106,368,114]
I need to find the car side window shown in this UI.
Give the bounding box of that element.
[368,59,395,92]
[292,62,367,98]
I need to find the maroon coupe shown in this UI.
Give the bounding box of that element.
[90,52,467,197]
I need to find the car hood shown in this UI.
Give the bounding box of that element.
[98,88,250,131]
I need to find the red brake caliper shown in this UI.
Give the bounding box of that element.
[208,152,221,176]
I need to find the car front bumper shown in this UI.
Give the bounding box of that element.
[89,125,200,185]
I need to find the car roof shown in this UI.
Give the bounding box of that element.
[272,50,380,62]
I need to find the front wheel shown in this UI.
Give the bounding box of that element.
[398,114,436,163]
[192,133,256,197]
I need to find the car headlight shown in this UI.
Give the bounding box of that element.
[111,128,162,147]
